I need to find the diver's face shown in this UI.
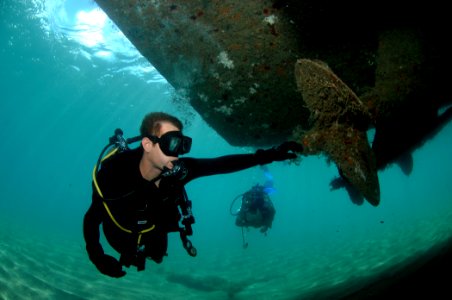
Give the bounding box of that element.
[143,122,181,171]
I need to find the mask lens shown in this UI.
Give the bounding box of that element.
[181,136,192,154]
[167,136,181,154]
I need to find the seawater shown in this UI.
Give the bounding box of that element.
[1,1,452,299]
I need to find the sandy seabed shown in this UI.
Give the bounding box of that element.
[1,212,452,300]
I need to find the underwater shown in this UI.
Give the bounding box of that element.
[1,0,451,299]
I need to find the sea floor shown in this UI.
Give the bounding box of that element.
[1,210,452,300]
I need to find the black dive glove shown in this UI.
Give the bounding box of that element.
[93,254,126,278]
[255,141,303,165]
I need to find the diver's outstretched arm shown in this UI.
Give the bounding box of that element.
[182,141,303,182]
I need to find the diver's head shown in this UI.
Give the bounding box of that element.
[140,113,191,177]
[141,112,192,157]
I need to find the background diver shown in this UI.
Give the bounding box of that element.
[83,111,304,277]
[231,167,276,248]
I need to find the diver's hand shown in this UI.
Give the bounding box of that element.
[93,254,126,278]
[255,141,303,165]
[276,141,304,154]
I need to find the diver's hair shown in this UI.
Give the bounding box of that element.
[140,112,184,137]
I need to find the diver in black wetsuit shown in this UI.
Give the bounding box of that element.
[235,184,276,234]
[83,112,303,278]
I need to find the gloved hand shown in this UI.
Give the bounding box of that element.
[255,141,303,165]
[93,254,126,278]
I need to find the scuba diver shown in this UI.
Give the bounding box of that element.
[235,184,276,232]
[83,112,304,277]
[231,166,277,248]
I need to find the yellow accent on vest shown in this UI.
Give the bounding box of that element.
[92,147,155,245]
[92,148,118,198]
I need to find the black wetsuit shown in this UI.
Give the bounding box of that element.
[83,147,263,267]
[235,187,275,231]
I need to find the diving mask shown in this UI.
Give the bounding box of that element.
[147,131,192,157]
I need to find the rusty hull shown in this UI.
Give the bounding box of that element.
[94,0,451,206]
[95,0,309,146]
